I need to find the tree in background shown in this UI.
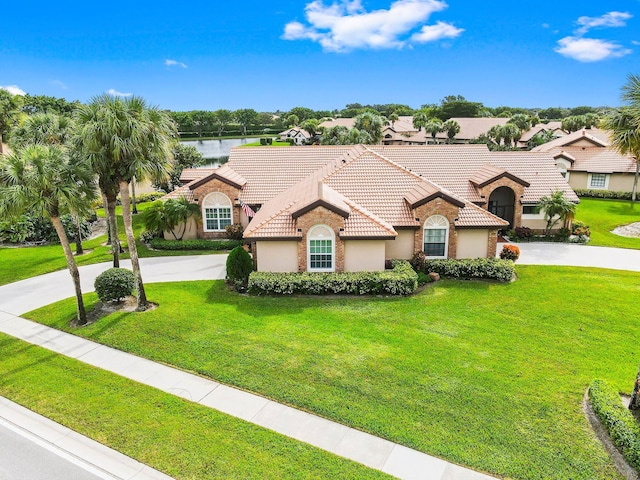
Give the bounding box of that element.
[11,113,75,148]
[214,109,234,136]
[0,89,24,153]
[286,107,315,122]
[285,114,299,128]
[412,110,429,132]
[300,118,320,138]
[0,144,95,325]
[354,112,384,144]
[424,119,444,144]
[443,119,461,144]
[508,113,531,132]
[602,74,640,201]
[154,143,205,193]
[190,110,216,138]
[22,94,80,116]
[437,95,483,120]
[234,109,259,135]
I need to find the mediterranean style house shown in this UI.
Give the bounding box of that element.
[168,144,576,273]
[532,128,638,193]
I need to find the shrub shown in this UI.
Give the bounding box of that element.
[149,238,242,251]
[226,246,254,290]
[139,230,157,244]
[94,268,135,303]
[572,220,591,237]
[411,255,515,282]
[499,244,520,261]
[574,189,633,200]
[248,260,418,296]
[588,379,640,470]
[225,223,244,241]
[514,226,533,240]
[260,138,268,145]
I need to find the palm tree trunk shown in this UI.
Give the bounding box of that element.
[119,180,148,310]
[74,214,84,255]
[633,157,639,202]
[131,177,138,214]
[51,216,87,326]
[105,193,120,267]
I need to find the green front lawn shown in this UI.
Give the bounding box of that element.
[575,197,640,249]
[0,333,389,479]
[26,265,638,480]
[0,203,224,286]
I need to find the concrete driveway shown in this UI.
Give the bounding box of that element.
[1,254,228,316]
[511,242,640,272]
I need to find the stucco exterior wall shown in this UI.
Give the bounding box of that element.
[385,230,415,259]
[521,218,548,231]
[609,173,635,192]
[456,229,489,259]
[344,240,386,272]
[256,241,299,272]
[192,179,241,239]
[163,217,199,240]
[568,172,589,190]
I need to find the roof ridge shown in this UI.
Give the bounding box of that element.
[361,145,430,182]
[342,196,397,235]
[245,200,298,235]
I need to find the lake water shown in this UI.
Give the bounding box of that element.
[182,138,259,167]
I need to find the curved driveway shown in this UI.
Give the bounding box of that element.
[514,242,640,272]
[1,255,227,317]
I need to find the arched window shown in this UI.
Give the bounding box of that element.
[308,225,335,272]
[423,215,449,258]
[202,192,232,232]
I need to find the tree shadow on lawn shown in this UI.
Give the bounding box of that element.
[606,202,640,218]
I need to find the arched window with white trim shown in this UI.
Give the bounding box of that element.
[423,215,449,258]
[202,192,232,232]
[308,225,335,272]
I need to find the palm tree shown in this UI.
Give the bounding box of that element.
[443,119,461,144]
[354,112,384,144]
[537,190,576,236]
[412,110,429,132]
[388,113,399,129]
[501,123,522,149]
[424,119,444,144]
[602,74,640,201]
[141,196,201,240]
[10,113,75,148]
[75,94,176,310]
[0,145,95,325]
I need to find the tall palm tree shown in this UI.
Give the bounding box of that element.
[388,113,399,129]
[74,94,176,310]
[412,110,429,132]
[443,119,461,144]
[0,145,95,325]
[424,119,444,144]
[603,74,640,202]
[10,113,74,148]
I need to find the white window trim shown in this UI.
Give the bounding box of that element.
[202,192,233,232]
[423,215,449,259]
[588,173,609,190]
[307,224,335,272]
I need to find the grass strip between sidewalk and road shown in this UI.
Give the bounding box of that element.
[0,333,391,480]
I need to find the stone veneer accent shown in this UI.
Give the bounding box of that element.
[191,179,241,239]
[413,198,460,259]
[475,177,526,228]
[487,230,498,257]
[296,206,346,272]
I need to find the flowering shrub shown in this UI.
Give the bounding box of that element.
[248,260,417,296]
[572,221,591,237]
[499,244,520,261]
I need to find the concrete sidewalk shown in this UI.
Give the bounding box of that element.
[0,396,171,480]
[514,242,640,272]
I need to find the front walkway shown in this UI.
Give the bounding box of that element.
[514,242,640,272]
[0,256,495,480]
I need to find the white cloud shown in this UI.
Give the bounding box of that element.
[555,36,632,62]
[576,11,632,35]
[282,0,462,52]
[411,21,463,43]
[165,59,188,68]
[51,80,68,90]
[632,40,640,46]
[0,85,26,96]
[106,88,132,97]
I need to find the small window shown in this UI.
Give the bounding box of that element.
[522,205,540,215]
[590,174,606,188]
[423,215,449,259]
[202,192,233,232]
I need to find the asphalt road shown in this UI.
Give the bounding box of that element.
[0,422,107,480]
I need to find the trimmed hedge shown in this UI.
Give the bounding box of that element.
[411,254,515,282]
[94,268,135,302]
[588,379,640,470]
[248,260,418,296]
[574,189,633,200]
[149,238,243,251]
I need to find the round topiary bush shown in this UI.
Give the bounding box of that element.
[94,268,135,302]
[226,245,254,290]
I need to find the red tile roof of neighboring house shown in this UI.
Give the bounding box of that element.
[531,128,610,152]
[551,147,637,174]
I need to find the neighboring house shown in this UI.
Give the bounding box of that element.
[532,128,637,192]
[278,127,311,145]
[516,122,564,148]
[171,145,576,273]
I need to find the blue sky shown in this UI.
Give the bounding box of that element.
[1,1,638,112]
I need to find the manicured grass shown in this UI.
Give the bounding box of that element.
[575,197,640,249]
[0,333,390,479]
[26,265,638,479]
[0,203,225,286]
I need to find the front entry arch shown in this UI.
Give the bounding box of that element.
[488,186,515,227]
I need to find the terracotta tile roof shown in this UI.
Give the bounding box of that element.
[519,122,565,143]
[161,184,196,203]
[531,128,610,152]
[551,146,636,174]
[456,202,509,228]
[434,118,509,141]
[189,164,247,189]
[180,167,217,183]
[469,164,530,188]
